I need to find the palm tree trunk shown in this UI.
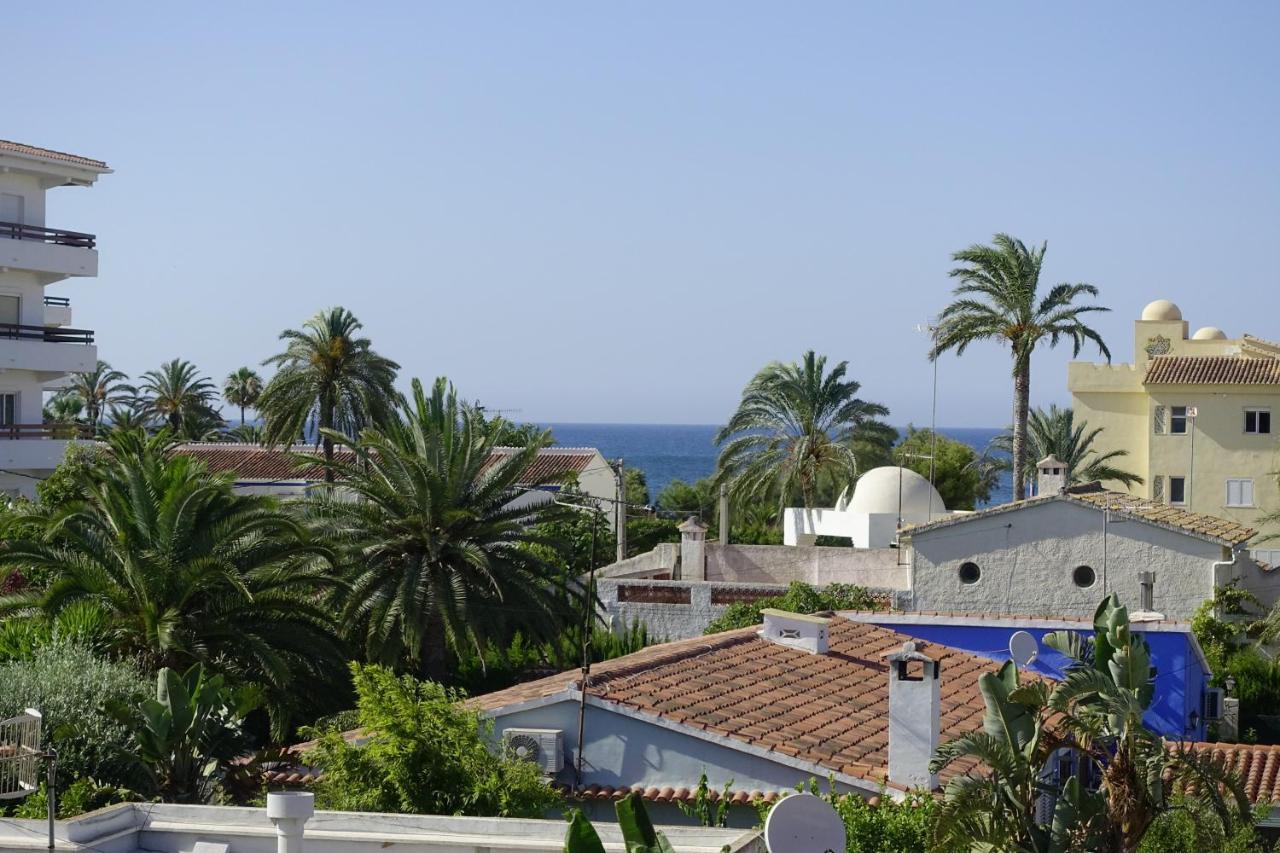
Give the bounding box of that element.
[320,393,335,484]
[240,405,245,426]
[1012,359,1031,501]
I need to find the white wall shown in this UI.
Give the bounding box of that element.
[0,172,47,226]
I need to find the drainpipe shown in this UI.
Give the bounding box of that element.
[267,792,314,853]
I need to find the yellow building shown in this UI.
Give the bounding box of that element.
[1068,299,1280,557]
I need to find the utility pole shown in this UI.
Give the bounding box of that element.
[718,483,730,545]
[613,459,626,563]
[1187,406,1198,512]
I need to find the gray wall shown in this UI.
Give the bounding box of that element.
[908,500,1269,619]
[704,544,909,586]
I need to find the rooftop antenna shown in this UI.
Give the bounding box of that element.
[0,708,55,851]
[764,792,846,853]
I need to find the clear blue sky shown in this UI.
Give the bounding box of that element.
[9,3,1280,426]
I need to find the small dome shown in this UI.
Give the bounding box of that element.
[849,466,947,524]
[1191,326,1227,340]
[1141,299,1182,321]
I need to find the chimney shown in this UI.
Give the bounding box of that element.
[267,791,314,853]
[884,641,940,790]
[678,516,708,581]
[760,609,829,654]
[1035,455,1068,496]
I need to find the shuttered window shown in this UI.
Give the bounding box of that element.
[1226,479,1255,508]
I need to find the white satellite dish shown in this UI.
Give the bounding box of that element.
[1009,630,1039,668]
[764,792,846,853]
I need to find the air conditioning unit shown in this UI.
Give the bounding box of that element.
[503,728,564,775]
[1204,688,1225,722]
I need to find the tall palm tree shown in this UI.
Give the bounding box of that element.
[137,359,223,439]
[989,404,1143,491]
[65,360,133,435]
[932,234,1111,500]
[0,429,345,735]
[303,377,579,676]
[714,351,894,508]
[42,390,84,425]
[222,367,264,426]
[257,307,400,484]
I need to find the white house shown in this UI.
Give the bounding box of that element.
[783,466,962,549]
[0,139,110,498]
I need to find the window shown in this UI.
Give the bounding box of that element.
[1226,479,1255,508]
[0,295,17,329]
[1245,409,1272,435]
[1072,565,1096,588]
[1169,476,1187,505]
[958,562,981,585]
[0,394,13,427]
[1170,406,1189,435]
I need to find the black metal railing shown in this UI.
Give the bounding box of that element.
[0,221,96,249]
[0,423,92,440]
[43,295,70,307]
[0,322,93,344]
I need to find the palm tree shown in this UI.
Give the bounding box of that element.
[258,307,400,484]
[42,390,84,425]
[0,429,345,734]
[137,359,223,439]
[988,404,1143,492]
[222,367,264,426]
[932,596,1252,852]
[102,403,151,435]
[65,360,133,434]
[932,234,1111,500]
[303,377,579,676]
[714,351,894,508]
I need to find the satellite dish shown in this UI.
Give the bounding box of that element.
[1009,631,1039,668]
[764,793,846,853]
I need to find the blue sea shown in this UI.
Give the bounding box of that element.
[542,424,1011,508]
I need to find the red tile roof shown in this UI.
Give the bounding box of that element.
[174,443,600,486]
[0,139,109,170]
[472,618,1018,790]
[1173,742,1280,806]
[1145,355,1280,386]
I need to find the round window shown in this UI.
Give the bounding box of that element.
[1073,565,1096,588]
[958,562,981,585]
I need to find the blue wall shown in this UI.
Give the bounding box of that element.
[869,621,1208,741]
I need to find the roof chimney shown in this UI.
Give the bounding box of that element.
[678,516,708,581]
[760,609,829,654]
[884,641,940,790]
[1035,455,1068,497]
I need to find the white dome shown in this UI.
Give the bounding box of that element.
[849,466,947,524]
[1192,326,1227,340]
[1141,299,1182,321]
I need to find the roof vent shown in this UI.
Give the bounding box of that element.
[760,609,829,654]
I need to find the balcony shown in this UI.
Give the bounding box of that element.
[0,221,98,280]
[0,424,92,471]
[43,295,72,327]
[0,322,96,376]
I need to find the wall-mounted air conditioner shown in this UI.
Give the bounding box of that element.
[502,728,564,775]
[1204,688,1225,722]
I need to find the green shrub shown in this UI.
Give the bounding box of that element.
[11,778,140,819]
[0,643,149,790]
[1137,797,1270,852]
[705,582,879,634]
[304,663,559,817]
[755,780,937,853]
[451,621,653,695]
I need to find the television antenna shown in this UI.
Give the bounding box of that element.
[1009,630,1039,668]
[763,792,846,853]
[0,708,56,851]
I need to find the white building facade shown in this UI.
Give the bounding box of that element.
[0,140,110,498]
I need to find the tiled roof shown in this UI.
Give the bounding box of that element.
[0,139,109,170]
[1172,742,1280,806]
[173,443,600,486]
[473,618,1026,790]
[904,483,1256,548]
[1144,355,1280,386]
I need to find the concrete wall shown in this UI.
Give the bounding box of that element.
[598,578,790,639]
[908,499,1263,620]
[705,543,909,587]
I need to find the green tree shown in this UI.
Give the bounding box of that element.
[657,477,717,519]
[0,429,345,734]
[715,351,893,509]
[893,426,991,511]
[625,467,650,506]
[931,595,1254,852]
[42,389,84,426]
[65,360,133,435]
[258,306,400,484]
[704,582,878,633]
[932,234,1111,500]
[137,358,223,438]
[304,377,579,676]
[304,663,558,817]
[108,664,259,803]
[989,404,1143,491]
[222,366,264,426]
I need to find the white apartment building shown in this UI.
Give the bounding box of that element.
[0,139,110,498]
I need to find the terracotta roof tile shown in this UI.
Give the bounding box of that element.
[0,139,109,170]
[1170,742,1280,806]
[173,443,600,486]
[1145,355,1280,386]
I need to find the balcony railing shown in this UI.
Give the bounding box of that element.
[0,322,93,344]
[0,423,92,440]
[0,221,96,249]
[43,296,70,307]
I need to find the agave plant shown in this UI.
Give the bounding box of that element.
[932,595,1253,852]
